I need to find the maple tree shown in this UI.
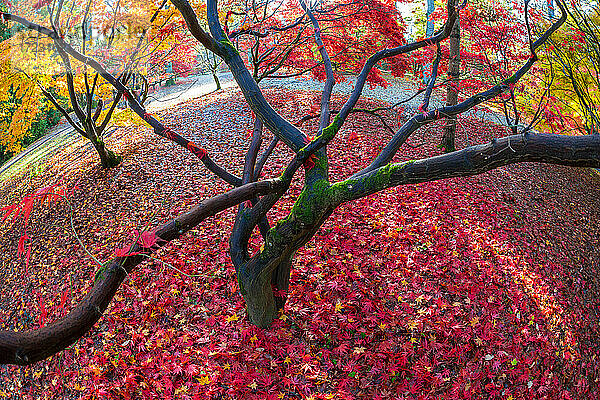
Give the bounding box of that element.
[0,0,196,168]
[0,0,599,373]
[532,0,600,135]
[198,43,224,89]
[415,0,536,149]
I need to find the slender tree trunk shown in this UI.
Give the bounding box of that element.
[441,10,461,153]
[213,72,221,90]
[93,139,121,169]
[85,125,121,168]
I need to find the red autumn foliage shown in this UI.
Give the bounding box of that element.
[1,89,598,398]
[31,0,51,11]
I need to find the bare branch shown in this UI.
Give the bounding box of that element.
[299,0,335,131]
[0,179,283,365]
[335,134,600,204]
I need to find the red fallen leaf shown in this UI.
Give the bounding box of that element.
[408,380,421,394]
[172,364,183,375]
[272,287,287,298]
[17,233,29,257]
[32,0,51,10]
[348,131,358,141]
[136,230,159,249]
[124,373,137,387]
[304,134,315,145]
[162,376,174,393]
[184,363,199,376]
[114,244,141,258]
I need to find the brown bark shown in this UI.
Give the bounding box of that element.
[0,179,282,365]
[213,73,221,90]
[92,138,121,169]
[441,7,461,153]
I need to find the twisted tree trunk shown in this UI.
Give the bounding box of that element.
[236,177,334,327]
[92,138,121,169]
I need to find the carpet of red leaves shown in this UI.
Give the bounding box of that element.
[0,88,599,399]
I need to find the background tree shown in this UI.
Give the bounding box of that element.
[398,0,530,152]
[0,0,599,366]
[198,42,224,89]
[440,0,460,152]
[533,1,600,135]
[0,0,196,168]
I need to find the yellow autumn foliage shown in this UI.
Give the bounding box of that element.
[0,58,40,153]
[106,108,147,127]
[1,0,197,160]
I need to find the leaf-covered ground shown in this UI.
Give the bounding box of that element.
[1,88,599,399]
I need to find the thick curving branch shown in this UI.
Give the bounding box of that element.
[0,179,283,365]
[332,133,600,204]
[352,0,568,177]
[202,0,309,153]
[168,0,221,54]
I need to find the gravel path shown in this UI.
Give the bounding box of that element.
[0,71,508,180]
[261,74,509,126]
[143,71,509,126]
